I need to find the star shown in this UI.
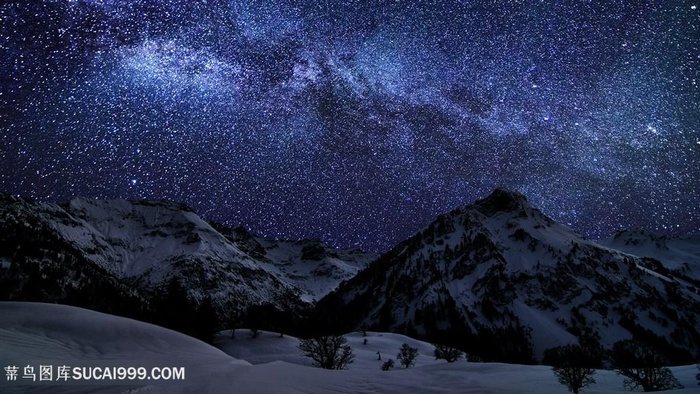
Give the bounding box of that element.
[0,1,698,251]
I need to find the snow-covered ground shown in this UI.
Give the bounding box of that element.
[0,302,249,393]
[1,302,698,393]
[215,330,699,394]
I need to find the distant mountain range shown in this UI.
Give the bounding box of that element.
[0,193,375,325]
[1,190,698,363]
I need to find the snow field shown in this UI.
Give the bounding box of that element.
[1,302,698,393]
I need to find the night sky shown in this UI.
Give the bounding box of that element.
[1,1,698,252]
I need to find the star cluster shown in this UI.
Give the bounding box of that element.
[1,0,698,251]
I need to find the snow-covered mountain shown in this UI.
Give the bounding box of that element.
[600,230,700,284]
[3,190,699,365]
[0,194,147,317]
[0,194,375,323]
[212,224,377,302]
[316,189,700,364]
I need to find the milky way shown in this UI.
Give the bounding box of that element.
[1,1,699,252]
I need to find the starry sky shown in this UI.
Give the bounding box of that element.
[1,0,699,252]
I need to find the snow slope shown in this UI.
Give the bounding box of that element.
[63,198,261,280]
[2,302,698,394]
[213,226,377,301]
[0,301,249,393]
[0,194,375,320]
[255,239,376,302]
[601,230,700,281]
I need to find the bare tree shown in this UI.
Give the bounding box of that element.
[227,311,240,339]
[298,335,355,370]
[544,345,598,394]
[434,344,463,363]
[612,340,683,392]
[397,343,418,368]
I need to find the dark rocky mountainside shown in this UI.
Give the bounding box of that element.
[315,189,700,363]
[0,194,374,337]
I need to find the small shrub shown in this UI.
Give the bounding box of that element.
[381,359,395,371]
[397,343,418,368]
[467,354,483,362]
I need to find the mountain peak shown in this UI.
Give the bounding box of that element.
[473,188,529,216]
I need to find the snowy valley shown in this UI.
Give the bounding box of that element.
[1,302,698,393]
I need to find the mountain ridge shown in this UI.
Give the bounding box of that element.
[1,190,699,364]
[0,193,375,323]
[314,188,700,363]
